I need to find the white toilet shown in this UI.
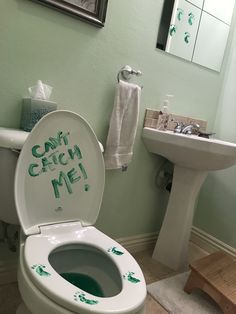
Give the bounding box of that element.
[0,110,146,314]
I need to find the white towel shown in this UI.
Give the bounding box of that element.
[104,80,141,170]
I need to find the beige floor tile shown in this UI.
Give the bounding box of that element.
[188,242,208,263]
[132,248,176,284]
[146,294,168,314]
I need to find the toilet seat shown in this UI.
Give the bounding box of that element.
[23,222,146,313]
[15,110,105,235]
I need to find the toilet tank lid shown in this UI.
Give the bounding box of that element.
[0,128,29,149]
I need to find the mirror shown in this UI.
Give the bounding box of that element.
[157,0,235,71]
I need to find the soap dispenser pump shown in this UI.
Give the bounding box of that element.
[157,94,173,130]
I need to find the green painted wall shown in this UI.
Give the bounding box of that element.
[194,18,236,248]
[0,0,230,239]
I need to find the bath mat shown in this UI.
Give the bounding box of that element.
[147,272,221,314]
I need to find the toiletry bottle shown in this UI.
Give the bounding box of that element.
[157,95,173,130]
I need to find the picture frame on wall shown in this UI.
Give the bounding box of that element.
[33,0,108,27]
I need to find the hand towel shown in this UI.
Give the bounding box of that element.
[104,80,141,170]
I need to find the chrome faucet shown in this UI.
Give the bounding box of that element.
[181,123,200,135]
[173,122,184,133]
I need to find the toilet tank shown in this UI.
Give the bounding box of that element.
[0,128,29,224]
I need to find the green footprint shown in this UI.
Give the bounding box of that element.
[184,32,190,44]
[177,8,184,21]
[108,247,124,256]
[31,264,51,277]
[123,271,141,284]
[188,12,195,25]
[169,24,177,36]
[74,292,98,305]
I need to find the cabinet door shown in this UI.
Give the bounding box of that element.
[187,0,204,9]
[166,0,201,61]
[192,12,230,71]
[203,0,235,24]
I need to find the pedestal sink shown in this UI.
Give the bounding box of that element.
[142,127,236,271]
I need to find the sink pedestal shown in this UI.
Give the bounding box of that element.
[152,165,207,271]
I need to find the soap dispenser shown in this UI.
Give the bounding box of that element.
[157,94,173,130]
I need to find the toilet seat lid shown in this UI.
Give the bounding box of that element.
[15,110,105,235]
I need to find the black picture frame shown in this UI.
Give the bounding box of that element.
[33,0,108,27]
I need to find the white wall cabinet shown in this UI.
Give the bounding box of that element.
[203,0,235,24]
[192,12,230,71]
[186,0,204,9]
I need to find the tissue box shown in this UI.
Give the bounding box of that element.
[20,97,57,131]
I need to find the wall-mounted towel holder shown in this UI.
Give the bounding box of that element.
[117,65,142,83]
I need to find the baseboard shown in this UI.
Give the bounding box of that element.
[1,227,235,285]
[117,227,236,258]
[190,226,236,258]
[116,232,158,253]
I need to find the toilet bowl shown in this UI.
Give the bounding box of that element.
[9,110,146,313]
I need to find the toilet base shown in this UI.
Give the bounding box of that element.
[16,298,146,314]
[16,302,146,314]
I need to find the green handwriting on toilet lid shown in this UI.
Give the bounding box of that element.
[74,291,98,305]
[123,271,141,283]
[31,264,51,277]
[28,130,90,199]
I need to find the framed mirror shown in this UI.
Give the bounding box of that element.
[156,0,235,71]
[32,0,108,27]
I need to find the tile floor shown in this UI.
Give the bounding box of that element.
[132,242,208,314]
[0,243,208,314]
[133,249,176,313]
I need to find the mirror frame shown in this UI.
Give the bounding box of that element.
[31,0,108,27]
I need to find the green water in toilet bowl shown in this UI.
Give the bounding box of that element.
[60,273,105,297]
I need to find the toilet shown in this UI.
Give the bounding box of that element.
[0,110,146,314]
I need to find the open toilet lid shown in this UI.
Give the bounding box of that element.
[15,110,105,235]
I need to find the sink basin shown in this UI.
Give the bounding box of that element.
[142,127,236,171]
[142,127,236,271]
